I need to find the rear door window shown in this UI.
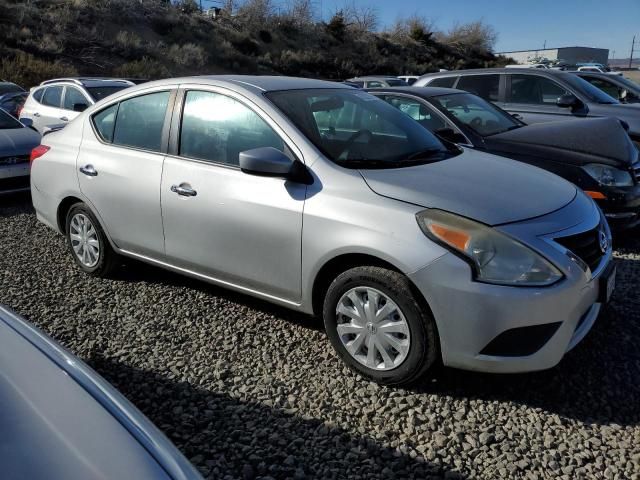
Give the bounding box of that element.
[456,75,500,101]
[112,91,170,151]
[509,74,569,104]
[41,86,63,108]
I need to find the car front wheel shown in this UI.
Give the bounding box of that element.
[323,266,438,386]
[65,203,119,277]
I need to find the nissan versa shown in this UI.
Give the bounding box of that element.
[31,76,615,385]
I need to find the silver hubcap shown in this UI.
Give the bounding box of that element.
[69,213,100,268]
[336,287,410,371]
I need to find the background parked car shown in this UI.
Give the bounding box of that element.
[31,76,614,385]
[20,77,134,133]
[0,305,202,480]
[574,71,640,104]
[0,91,28,118]
[576,65,622,75]
[414,68,640,147]
[345,76,409,88]
[0,108,40,194]
[0,80,25,97]
[369,86,640,230]
[398,75,420,85]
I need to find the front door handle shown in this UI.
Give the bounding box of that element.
[60,116,69,122]
[79,165,98,177]
[33,112,41,117]
[171,184,197,197]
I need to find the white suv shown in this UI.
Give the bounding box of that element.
[20,78,134,133]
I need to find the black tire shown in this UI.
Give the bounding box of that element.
[65,203,119,277]
[323,266,439,386]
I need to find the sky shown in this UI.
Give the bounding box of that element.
[316,0,640,60]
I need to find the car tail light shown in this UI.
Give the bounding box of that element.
[15,105,23,117]
[30,145,50,164]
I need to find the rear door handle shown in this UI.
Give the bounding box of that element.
[171,184,197,197]
[79,165,98,177]
[33,112,41,117]
[60,116,68,122]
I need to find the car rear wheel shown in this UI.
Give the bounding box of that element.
[323,266,438,386]
[65,203,119,277]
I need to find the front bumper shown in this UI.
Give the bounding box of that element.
[595,183,640,230]
[0,163,30,193]
[409,193,613,373]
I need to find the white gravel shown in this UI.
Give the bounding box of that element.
[1,194,639,480]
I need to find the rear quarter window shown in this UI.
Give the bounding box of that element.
[32,88,45,103]
[428,77,458,88]
[92,104,118,143]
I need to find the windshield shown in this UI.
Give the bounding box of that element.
[0,108,23,129]
[86,86,130,101]
[432,93,520,136]
[0,84,24,96]
[615,75,640,93]
[563,74,619,104]
[266,88,453,168]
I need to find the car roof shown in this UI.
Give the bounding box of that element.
[348,76,400,81]
[419,68,573,78]
[39,77,135,88]
[366,86,463,98]
[113,75,351,94]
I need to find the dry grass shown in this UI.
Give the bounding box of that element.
[623,70,640,84]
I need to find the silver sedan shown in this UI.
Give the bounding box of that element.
[30,76,615,385]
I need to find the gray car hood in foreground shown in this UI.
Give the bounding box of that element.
[0,127,41,157]
[360,150,577,226]
[0,305,202,480]
[484,117,637,167]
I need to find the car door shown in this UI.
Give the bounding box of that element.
[503,74,584,124]
[61,86,91,123]
[32,86,64,132]
[160,88,305,302]
[77,88,175,258]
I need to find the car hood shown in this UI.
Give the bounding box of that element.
[483,117,637,167]
[360,149,577,226]
[0,127,41,157]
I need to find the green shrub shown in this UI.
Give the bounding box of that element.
[167,43,207,67]
[113,57,170,80]
[0,52,77,88]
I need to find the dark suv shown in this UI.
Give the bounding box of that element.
[414,68,640,146]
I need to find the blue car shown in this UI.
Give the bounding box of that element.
[0,108,40,193]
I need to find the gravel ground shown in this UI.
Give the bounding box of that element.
[1,193,639,480]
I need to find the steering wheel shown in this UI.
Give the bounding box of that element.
[337,129,373,161]
[470,117,484,129]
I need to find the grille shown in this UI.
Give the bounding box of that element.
[0,155,29,166]
[554,225,605,273]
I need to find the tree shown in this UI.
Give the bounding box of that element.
[284,0,314,26]
[437,20,497,55]
[388,14,435,44]
[238,0,274,25]
[326,10,347,41]
[342,1,378,32]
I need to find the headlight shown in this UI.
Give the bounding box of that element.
[416,209,563,286]
[582,163,633,187]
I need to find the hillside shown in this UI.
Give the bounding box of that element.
[0,0,506,88]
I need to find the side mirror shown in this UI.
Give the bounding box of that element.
[20,117,33,128]
[434,127,467,144]
[556,93,581,109]
[73,102,88,112]
[239,147,312,184]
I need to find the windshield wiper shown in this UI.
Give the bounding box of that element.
[406,148,445,161]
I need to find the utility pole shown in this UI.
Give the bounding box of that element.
[630,35,636,69]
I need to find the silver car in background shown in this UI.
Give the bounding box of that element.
[0,305,202,480]
[31,76,615,385]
